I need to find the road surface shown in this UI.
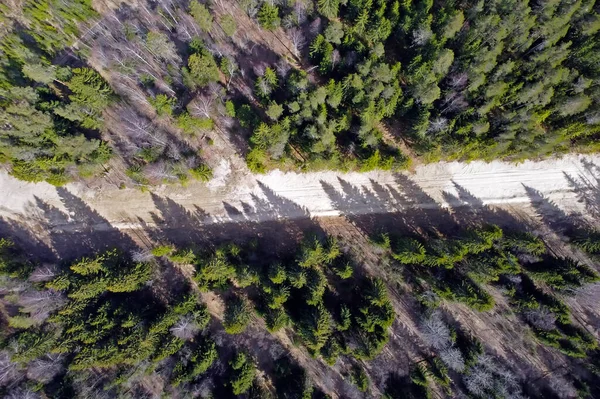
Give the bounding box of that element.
[1,154,599,235]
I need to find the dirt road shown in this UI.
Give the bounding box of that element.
[1,154,599,236]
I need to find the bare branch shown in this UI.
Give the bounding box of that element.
[170,315,201,340]
[28,264,58,283]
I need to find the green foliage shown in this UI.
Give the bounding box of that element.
[237,104,258,128]
[149,94,175,116]
[265,307,289,332]
[332,262,353,279]
[60,68,114,129]
[225,100,236,117]
[503,232,546,256]
[298,237,340,269]
[151,245,174,257]
[220,14,237,36]
[11,329,59,363]
[0,237,33,278]
[194,253,235,290]
[22,63,56,84]
[224,295,252,334]
[0,66,112,184]
[434,276,495,312]
[229,352,257,395]
[350,364,369,392]
[527,257,600,291]
[22,0,98,54]
[269,263,287,284]
[298,303,333,353]
[187,48,220,88]
[573,231,600,255]
[172,337,218,386]
[266,102,284,121]
[258,3,280,31]
[17,250,212,375]
[318,0,340,19]
[189,1,213,32]
[336,304,352,332]
[391,238,426,264]
[176,112,214,134]
[190,164,213,182]
[356,280,394,332]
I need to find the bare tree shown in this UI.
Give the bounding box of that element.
[463,353,524,398]
[0,277,27,295]
[190,95,214,118]
[222,57,238,90]
[0,352,21,386]
[170,315,201,340]
[288,28,306,57]
[144,162,177,182]
[131,250,154,263]
[331,49,341,70]
[294,0,308,25]
[523,307,556,331]
[245,0,259,18]
[156,0,178,27]
[120,109,168,150]
[586,112,600,125]
[27,354,64,383]
[440,348,465,372]
[207,82,226,100]
[275,59,292,78]
[256,79,273,97]
[309,17,322,36]
[144,31,180,63]
[547,376,577,399]
[448,72,468,89]
[427,117,449,133]
[420,311,452,350]
[28,264,58,283]
[165,143,183,161]
[464,367,494,397]
[412,26,433,46]
[6,387,40,399]
[253,63,267,78]
[177,14,200,40]
[441,91,468,113]
[18,290,66,322]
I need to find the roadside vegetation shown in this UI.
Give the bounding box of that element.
[1,0,600,185]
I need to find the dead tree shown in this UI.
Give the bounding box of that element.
[287,27,306,57]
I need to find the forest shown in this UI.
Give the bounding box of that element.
[1,0,600,397]
[1,0,599,185]
[1,217,600,397]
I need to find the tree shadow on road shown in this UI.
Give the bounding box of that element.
[0,216,55,262]
[23,188,139,261]
[443,181,535,234]
[562,159,600,223]
[145,183,322,257]
[319,174,460,239]
[522,185,582,238]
